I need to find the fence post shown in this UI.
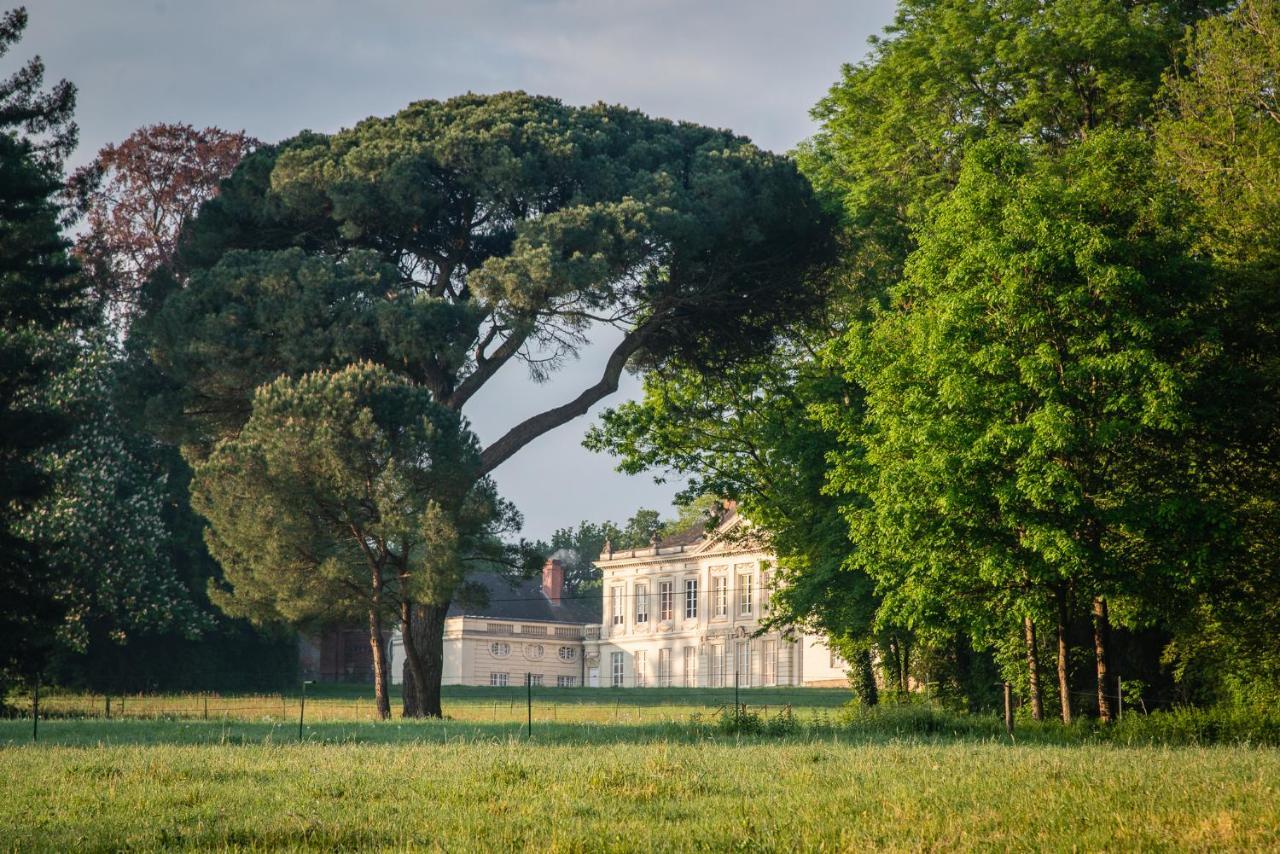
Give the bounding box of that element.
[526,673,532,737]
[298,680,313,742]
[104,694,110,720]
[31,674,39,742]
[1003,682,1014,736]
[735,667,740,725]
[203,694,209,721]
[1116,674,1123,721]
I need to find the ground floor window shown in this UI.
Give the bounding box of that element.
[710,643,724,688]
[528,674,544,687]
[736,640,751,687]
[683,646,696,687]
[658,648,671,687]
[611,652,625,687]
[763,639,777,686]
[490,672,508,686]
[556,675,577,688]
[634,650,646,687]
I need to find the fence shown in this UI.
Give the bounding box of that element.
[7,674,855,738]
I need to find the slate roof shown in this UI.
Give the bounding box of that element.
[448,572,601,625]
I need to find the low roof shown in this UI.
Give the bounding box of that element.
[448,572,601,625]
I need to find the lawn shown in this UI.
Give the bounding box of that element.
[1,728,1277,851]
[3,689,1279,850]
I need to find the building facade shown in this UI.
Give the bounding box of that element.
[583,507,849,689]
[386,559,600,687]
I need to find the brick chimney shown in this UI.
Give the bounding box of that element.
[541,558,564,605]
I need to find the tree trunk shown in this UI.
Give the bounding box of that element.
[898,637,909,693]
[1092,596,1113,724]
[400,599,429,718]
[367,608,390,720]
[853,647,878,707]
[1056,586,1072,725]
[403,601,450,718]
[1023,616,1044,722]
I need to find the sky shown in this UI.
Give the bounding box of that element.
[21,0,897,540]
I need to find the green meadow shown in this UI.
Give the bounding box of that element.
[2,689,1278,851]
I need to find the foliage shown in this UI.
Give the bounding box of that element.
[193,363,524,715]
[66,123,257,326]
[0,6,84,698]
[14,331,203,652]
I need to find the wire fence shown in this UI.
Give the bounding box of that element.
[5,678,857,731]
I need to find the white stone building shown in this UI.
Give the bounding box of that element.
[583,506,850,689]
[387,559,600,687]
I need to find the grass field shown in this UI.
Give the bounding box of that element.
[2,688,1279,850]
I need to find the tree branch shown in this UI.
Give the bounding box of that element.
[478,317,659,475]
[447,324,531,410]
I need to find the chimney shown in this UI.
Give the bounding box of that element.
[541,558,564,605]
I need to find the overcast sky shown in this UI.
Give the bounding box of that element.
[22,0,896,540]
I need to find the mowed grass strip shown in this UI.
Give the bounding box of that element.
[2,737,1277,851]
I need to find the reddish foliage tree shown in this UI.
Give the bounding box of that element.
[67,123,257,324]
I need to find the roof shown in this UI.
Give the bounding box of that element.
[448,572,601,625]
[656,504,740,549]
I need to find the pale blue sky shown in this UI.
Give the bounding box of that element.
[24,0,896,539]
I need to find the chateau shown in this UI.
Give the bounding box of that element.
[584,505,848,688]
[367,506,850,689]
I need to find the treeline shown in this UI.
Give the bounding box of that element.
[0,10,293,702]
[589,0,1280,719]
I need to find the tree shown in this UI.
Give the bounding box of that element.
[193,363,520,719]
[835,133,1224,723]
[66,123,257,328]
[1152,0,1280,704]
[132,92,833,716]
[0,5,84,701]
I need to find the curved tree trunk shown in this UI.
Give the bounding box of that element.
[1056,586,1072,725]
[400,599,429,718]
[1092,596,1113,724]
[1023,615,1044,722]
[403,601,450,718]
[368,608,390,720]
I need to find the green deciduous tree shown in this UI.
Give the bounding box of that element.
[834,133,1225,723]
[1152,0,1280,704]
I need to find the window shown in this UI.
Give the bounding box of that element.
[635,583,649,624]
[529,674,544,687]
[684,578,698,620]
[634,650,646,686]
[763,639,778,686]
[611,652,625,687]
[556,675,577,688]
[490,672,508,686]
[558,646,577,662]
[736,640,751,686]
[738,573,753,616]
[658,648,671,687]
[712,576,728,618]
[761,566,772,614]
[710,643,724,688]
[611,586,624,626]
[490,641,510,658]
[658,581,673,621]
[524,643,544,660]
[683,647,697,687]
[829,648,843,669]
